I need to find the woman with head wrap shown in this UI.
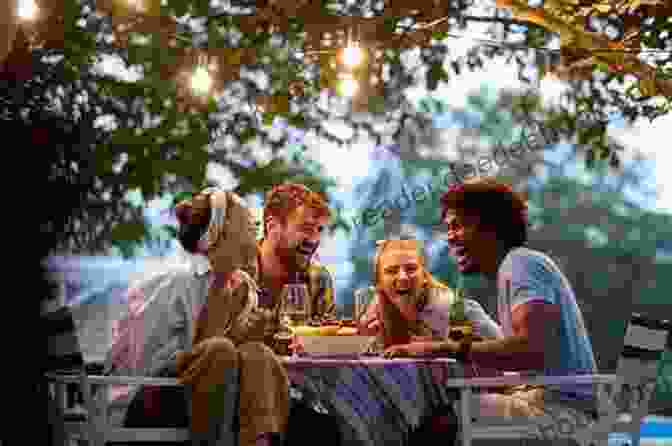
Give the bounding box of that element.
[106,188,289,446]
[172,188,289,446]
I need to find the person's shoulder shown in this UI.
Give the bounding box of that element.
[501,247,553,275]
[130,268,200,296]
[233,269,259,292]
[427,286,455,304]
[308,260,334,282]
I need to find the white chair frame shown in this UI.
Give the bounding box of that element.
[446,313,670,446]
[46,371,190,446]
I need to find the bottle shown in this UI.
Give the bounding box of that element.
[448,288,473,341]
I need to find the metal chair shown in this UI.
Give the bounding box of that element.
[445,313,671,446]
[45,306,190,446]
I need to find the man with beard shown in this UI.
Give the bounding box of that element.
[108,188,289,446]
[107,183,337,446]
[384,177,598,443]
[256,183,335,322]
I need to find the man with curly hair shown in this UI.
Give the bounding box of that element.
[385,177,599,442]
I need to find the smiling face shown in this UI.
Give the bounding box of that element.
[377,247,426,308]
[270,205,329,271]
[443,210,500,275]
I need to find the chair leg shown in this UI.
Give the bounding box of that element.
[459,388,472,446]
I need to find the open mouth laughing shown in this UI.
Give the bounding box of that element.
[450,245,472,269]
[296,243,316,257]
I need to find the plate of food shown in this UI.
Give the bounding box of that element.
[291,321,373,357]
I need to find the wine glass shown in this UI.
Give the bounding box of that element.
[354,286,375,322]
[281,283,310,327]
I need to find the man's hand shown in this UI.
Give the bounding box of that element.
[288,334,305,356]
[411,335,435,343]
[383,339,460,358]
[175,349,193,376]
[358,317,382,335]
[382,341,440,358]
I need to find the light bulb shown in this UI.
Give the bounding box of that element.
[18,0,38,20]
[338,77,358,97]
[191,66,212,95]
[342,45,363,68]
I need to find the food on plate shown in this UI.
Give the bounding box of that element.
[291,325,340,336]
[336,327,358,336]
[321,318,340,325]
[339,319,357,327]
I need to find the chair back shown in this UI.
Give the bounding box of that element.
[44,306,84,373]
[614,313,671,410]
[618,313,671,380]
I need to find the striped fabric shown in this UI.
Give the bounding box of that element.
[284,358,462,446]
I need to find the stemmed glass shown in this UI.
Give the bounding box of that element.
[354,286,375,322]
[280,283,310,327]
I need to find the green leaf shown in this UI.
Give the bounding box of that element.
[193,0,210,16]
[207,97,218,114]
[383,17,398,34]
[368,95,386,114]
[162,225,179,238]
[263,112,278,126]
[240,127,257,143]
[167,0,190,17]
[426,63,444,91]
[173,191,195,206]
[288,113,307,129]
[110,221,149,244]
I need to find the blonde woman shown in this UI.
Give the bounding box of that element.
[357,239,502,354]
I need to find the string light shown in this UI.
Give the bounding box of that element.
[191,53,212,96]
[342,44,363,68]
[17,0,38,20]
[337,73,358,97]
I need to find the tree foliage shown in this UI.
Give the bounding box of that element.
[2,0,670,253]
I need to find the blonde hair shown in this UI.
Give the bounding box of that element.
[373,239,448,290]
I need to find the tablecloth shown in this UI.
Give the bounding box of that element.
[282,356,464,446]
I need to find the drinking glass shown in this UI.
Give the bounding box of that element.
[354,286,375,321]
[281,283,310,326]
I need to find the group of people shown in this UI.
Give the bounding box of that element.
[106,177,598,446]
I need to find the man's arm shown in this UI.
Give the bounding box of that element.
[435,300,561,370]
[464,299,503,339]
[139,273,189,377]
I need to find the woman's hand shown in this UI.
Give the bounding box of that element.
[288,334,305,356]
[358,317,382,335]
[358,297,383,335]
[410,335,435,343]
[383,341,439,358]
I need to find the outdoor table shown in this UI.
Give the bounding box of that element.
[281,356,465,446]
